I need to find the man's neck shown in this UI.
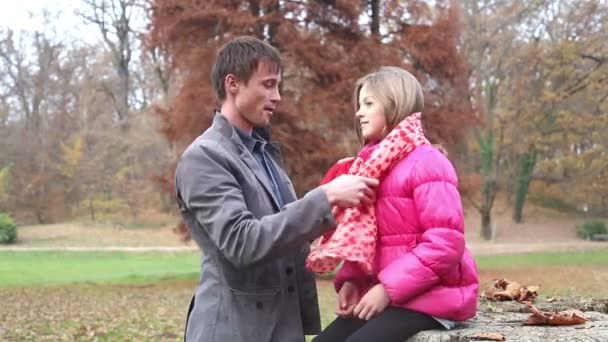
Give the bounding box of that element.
[220,102,253,135]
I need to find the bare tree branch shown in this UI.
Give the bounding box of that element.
[79,0,139,130]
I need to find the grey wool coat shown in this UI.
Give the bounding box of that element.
[175,113,336,342]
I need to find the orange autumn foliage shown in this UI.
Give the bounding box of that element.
[146,0,476,238]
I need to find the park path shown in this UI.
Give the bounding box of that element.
[1,241,606,255]
[0,246,198,252]
[468,241,608,256]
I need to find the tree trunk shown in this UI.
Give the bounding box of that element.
[513,149,537,223]
[481,176,496,240]
[35,209,44,224]
[117,62,130,131]
[478,132,497,240]
[264,1,281,47]
[370,0,380,36]
[89,197,96,221]
[159,190,173,213]
[481,206,492,240]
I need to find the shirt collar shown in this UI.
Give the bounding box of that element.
[235,126,265,154]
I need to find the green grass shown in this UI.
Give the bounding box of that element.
[1,249,606,288]
[0,251,200,287]
[474,249,608,269]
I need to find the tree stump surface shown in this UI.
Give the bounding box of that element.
[407,297,608,342]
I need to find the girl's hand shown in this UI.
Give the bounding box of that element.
[352,283,390,320]
[335,281,360,317]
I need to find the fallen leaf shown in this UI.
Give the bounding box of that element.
[485,278,539,302]
[468,332,506,341]
[524,304,589,326]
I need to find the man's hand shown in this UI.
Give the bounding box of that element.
[352,283,390,321]
[320,175,379,208]
[335,281,360,317]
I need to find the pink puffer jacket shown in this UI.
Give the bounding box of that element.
[333,144,479,321]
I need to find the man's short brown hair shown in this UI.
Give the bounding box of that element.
[211,36,282,101]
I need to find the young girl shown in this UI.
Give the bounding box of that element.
[308,67,479,342]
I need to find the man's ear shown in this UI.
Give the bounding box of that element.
[225,74,239,95]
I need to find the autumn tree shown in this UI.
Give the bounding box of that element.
[460,0,552,239]
[0,8,173,223]
[461,0,607,239]
[0,27,68,222]
[147,0,476,239]
[502,0,608,219]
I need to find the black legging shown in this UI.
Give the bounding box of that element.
[312,307,442,342]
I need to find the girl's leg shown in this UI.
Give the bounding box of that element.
[311,316,366,342]
[345,307,442,342]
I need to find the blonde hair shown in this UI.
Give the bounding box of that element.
[354,66,424,144]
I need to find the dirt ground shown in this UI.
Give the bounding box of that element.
[3,273,606,342]
[0,281,192,342]
[464,202,586,244]
[463,203,607,255]
[8,221,192,248]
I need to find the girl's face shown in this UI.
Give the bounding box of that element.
[356,83,387,143]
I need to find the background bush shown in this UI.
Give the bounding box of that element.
[576,219,607,240]
[0,213,17,244]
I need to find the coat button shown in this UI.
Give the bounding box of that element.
[285,267,293,275]
[287,285,295,293]
[256,301,263,309]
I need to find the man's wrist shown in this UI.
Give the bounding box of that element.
[319,184,335,205]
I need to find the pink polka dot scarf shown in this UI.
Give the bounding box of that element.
[306,113,429,274]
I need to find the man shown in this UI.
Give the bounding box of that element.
[175,36,378,342]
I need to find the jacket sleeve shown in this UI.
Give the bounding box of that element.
[377,151,465,305]
[334,261,373,293]
[176,140,336,269]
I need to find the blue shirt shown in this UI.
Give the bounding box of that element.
[235,128,286,208]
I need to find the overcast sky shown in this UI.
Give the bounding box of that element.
[0,0,85,35]
[0,0,145,45]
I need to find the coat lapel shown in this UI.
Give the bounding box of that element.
[210,113,283,210]
[238,145,283,210]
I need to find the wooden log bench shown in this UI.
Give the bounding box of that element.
[407,297,608,342]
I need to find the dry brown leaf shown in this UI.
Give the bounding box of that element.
[468,332,506,341]
[524,304,589,326]
[520,285,540,302]
[485,278,539,302]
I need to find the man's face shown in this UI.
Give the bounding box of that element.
[234,61,282,128]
